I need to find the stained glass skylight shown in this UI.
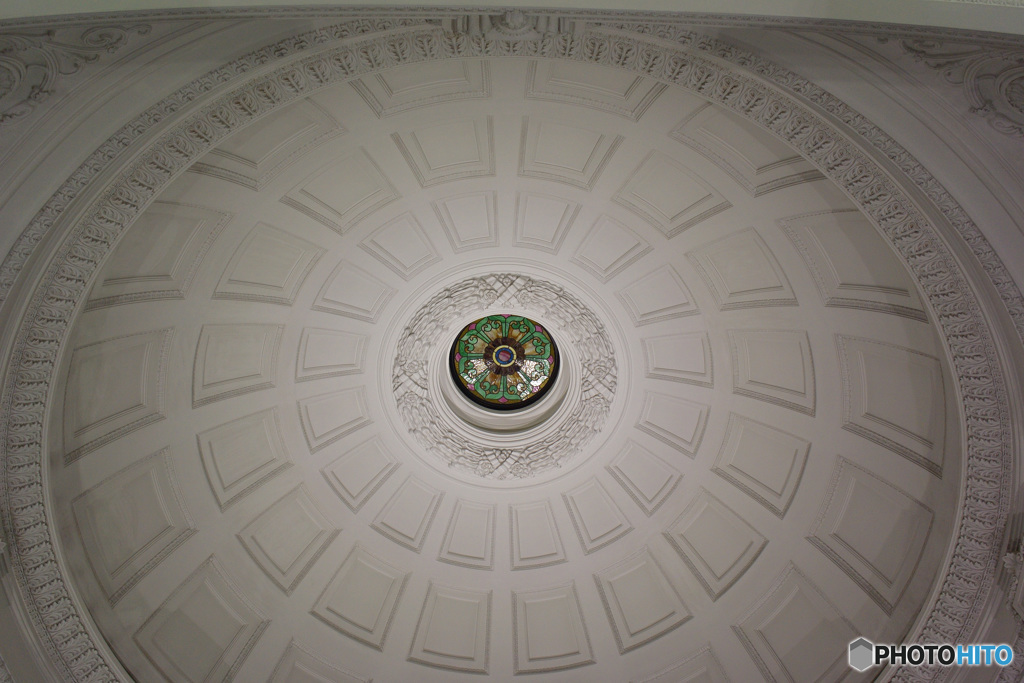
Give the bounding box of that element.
[449,314,559,410]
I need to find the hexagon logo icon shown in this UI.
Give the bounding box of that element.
[849,637,874,672]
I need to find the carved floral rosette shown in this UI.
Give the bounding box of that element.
[393,274,616,480]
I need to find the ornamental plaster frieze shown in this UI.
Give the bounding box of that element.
[0,24,150,125]
[0,16,432,312]
[0,15,1018,683]
[595,20,1024,348]
[3,13,1023,337]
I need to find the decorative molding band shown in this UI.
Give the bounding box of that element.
[601,21,1024,348]
[0,15,1016,683]
[641,35,1014,675]
[0,16,431,311]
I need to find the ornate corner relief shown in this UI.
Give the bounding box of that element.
[0,25,150,125]
[894,38,1024,138]
[442,10,581,40]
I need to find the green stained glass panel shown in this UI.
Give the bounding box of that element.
[449,314,559,410]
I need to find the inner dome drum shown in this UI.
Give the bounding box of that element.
[449,314,559,410]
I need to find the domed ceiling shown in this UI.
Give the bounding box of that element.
[47,47,962,682]
[3,10,1023,683]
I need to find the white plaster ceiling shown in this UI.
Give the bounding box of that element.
[48,54,961,682]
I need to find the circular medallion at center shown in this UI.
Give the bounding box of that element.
[450,314,559,410]
[492,344,516,367]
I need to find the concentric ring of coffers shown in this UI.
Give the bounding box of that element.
[29,26,982,683]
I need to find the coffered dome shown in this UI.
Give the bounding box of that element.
[47,50,963,682]
[0,8,1022,683]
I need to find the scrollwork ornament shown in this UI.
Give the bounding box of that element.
[0,25,151,124]
[1004,75,1024,113]
[895,38,1024,137]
